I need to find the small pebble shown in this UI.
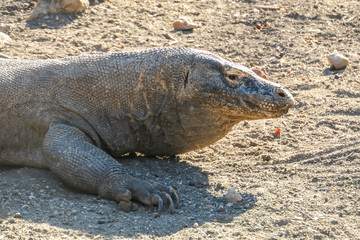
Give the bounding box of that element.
[225,202,233,207]
[250,66,270,80]
[0,24,10,33]
[188,180,205,188]
[216,205,225,212]
[249,141,257,146]
[193,222,199,228]
[216,183,224,189]
[312,177,319,182]
[131,202,139,211]
[261,154,272,161]
[14,212,22,218]
[173,17,197,30]
[0,32,11,44]
[225,188,243,203]
[327,52,349,70]
[189,180,196,186]
[233,142,247,148]
[118,201,132,213]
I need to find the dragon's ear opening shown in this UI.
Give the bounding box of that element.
[184,70,190,88]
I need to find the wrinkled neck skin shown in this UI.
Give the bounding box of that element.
[171,96,243,153]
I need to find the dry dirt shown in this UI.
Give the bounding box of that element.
[0,0,359,239]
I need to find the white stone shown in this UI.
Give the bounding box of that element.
[0,32,11,45]
[173,17,198,30]
[225,188,242,203]
[28,0,89,20]
[0,24,11,33]
[327,52,349,70]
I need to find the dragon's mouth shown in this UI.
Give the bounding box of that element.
[243,99,290,113]
[239,99,290,119]
[199,91,292,118]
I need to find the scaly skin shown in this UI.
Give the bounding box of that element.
[0,47,294,212]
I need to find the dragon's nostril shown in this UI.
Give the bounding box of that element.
[276,89,286,98]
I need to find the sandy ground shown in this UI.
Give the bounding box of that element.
[0,0,359,239]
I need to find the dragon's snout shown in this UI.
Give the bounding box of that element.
[274,87,295,110]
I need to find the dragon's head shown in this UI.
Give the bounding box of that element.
[181,50,295,121]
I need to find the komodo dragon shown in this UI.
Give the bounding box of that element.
[0,47,294,212]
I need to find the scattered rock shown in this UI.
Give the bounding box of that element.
[28,0,90,20]
[14,212,22,218]
[193,222,199,228]
[0,24,11,33]
[327,52,349,70]
[331,220,339,225]
[97,220,107,224]
[188,180,196,186]
[261,154,272,161]
[225,188,243,203]
[216,214,233,223]
[215,182,224,189]
[225,202,234,207]
[232,142,247,148]
[188,179,206,188]
[251,66,270,80]
[216,205,225,212]
[131,202,139,211]
[8,218,15,223]
[173,17,198,30]
[312,177,319,182]
[0,32,11,45]
[249,141,257,147]
[118,201,132,213]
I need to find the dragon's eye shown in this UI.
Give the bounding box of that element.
[224,68,251,87]
[228,75,237,81]
[226,73,240,85]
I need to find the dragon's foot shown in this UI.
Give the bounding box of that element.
[99,176,179,213]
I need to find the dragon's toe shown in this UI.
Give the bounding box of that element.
[100,176,179,213]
